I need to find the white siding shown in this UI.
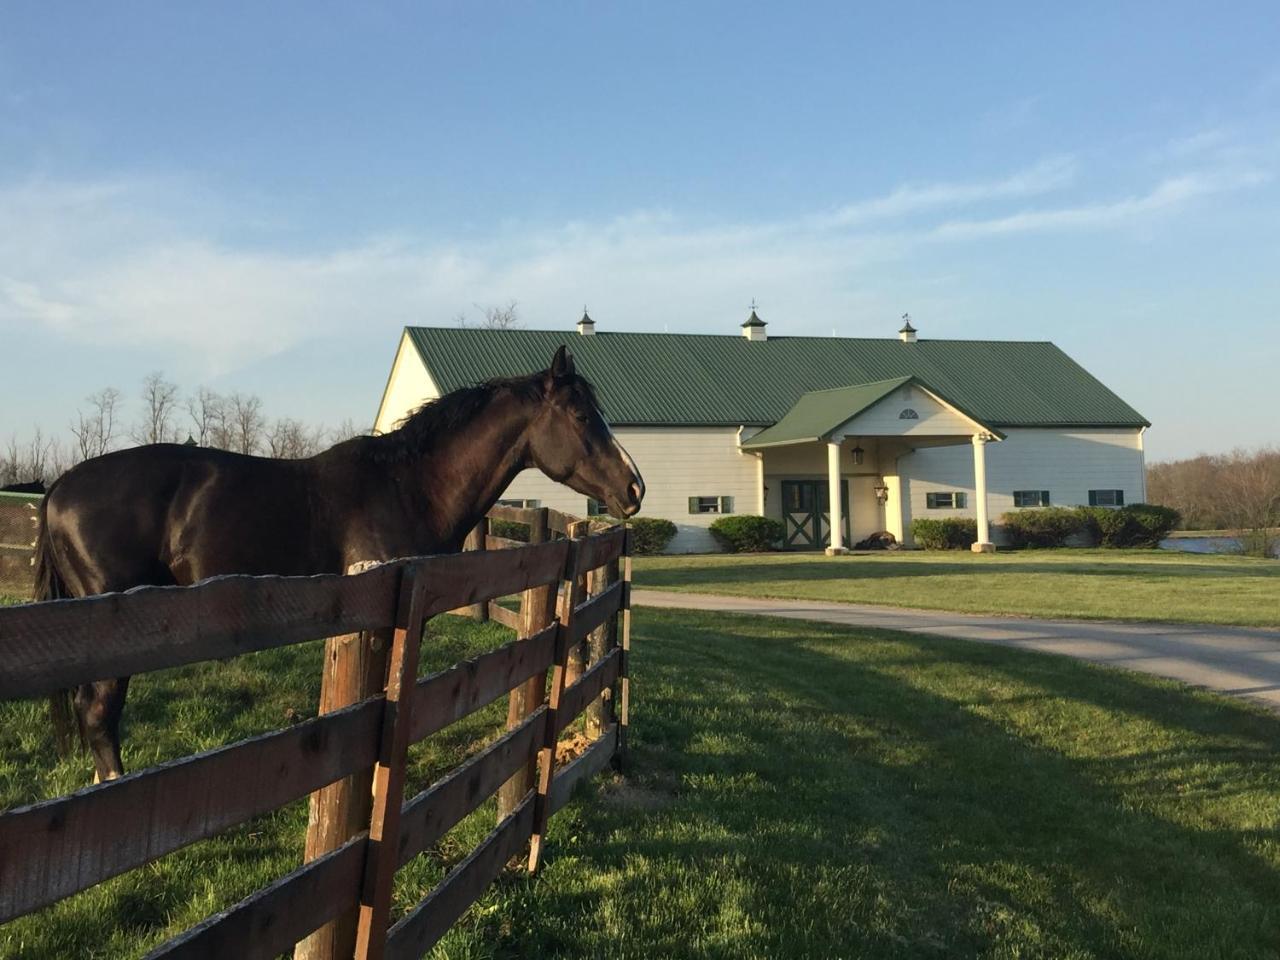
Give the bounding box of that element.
[900,428,1146,545]
[835,384,977,438]
[374,333,440,435]
[501,427,758,552]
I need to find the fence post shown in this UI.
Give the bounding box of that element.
[463,519,489,622]
[354,564,428,960]
[616,531,633,770]
[497,508,554,820]
[297,564,393,960]
[528,538,582,874]
[564,519,590,690]
[584,555,620,740]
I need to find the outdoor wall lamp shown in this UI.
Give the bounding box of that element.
[851,445,865,466]
[874,479,890,505]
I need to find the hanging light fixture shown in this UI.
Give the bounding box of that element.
[851,444,865,466]
[874,479,890,505]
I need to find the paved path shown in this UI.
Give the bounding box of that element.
[632,589,1280,712]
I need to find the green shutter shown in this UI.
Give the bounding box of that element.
[720,496,734,514]
[688,497,699,514]
[1041,490,1050,506]
[1088,490,1098,506]
[1115,490,1125,506]
[956,492,967,509]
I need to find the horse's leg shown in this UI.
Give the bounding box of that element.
[75,677,130,782]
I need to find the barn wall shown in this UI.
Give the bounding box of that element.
[0,494,40,599]
[374,334,440,435]
[501,426,759,553]
[900,427,1146,544]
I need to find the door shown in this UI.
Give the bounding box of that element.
[781,479,850,549]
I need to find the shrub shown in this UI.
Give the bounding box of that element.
[489,518,530,542]
[628,517,678,555]
[999,507,1085,548]
[709,515,785,553]
[1078,504,1181,548]
[911,517,978,550]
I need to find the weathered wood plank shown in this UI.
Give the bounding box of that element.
[568,580,622,646]
[0,563,402,700]
[486,601,521,631]
[415,541,569,619]
[572,526,626,576]
[485,504,542,525]
[397,708,546,869]
[0,697,383,922]
[144,834,366,960]
[483,535,525,551]
[556,648,620,734]
[408,624,556,744]
[547,724,619,817]
[385,796,535,960]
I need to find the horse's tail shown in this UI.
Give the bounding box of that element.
[32,494,80,755]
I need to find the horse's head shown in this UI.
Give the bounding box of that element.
[527,346,645,518]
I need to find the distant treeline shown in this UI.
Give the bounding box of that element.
[1147,446,1280,542]
[0,372,368,489]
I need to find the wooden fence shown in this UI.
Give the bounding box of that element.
[0,507,631,959]
[0,491,39,598]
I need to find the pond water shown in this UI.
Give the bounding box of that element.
[1159,536,1280,559]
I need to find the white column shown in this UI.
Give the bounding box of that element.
[971,433,995,553]
[826,440,847,555]
[755,453,766,515]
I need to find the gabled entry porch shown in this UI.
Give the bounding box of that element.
[740,376,1005,553]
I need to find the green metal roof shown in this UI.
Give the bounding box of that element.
[404,327,1150,429]
[741,376,1003,448]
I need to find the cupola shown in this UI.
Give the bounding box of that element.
[898,314,917,343]
[577,308,596,336]
[741,303,767,341]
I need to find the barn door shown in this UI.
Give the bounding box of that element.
[781,480,850,549]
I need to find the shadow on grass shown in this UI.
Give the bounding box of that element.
[477,610,1280,959]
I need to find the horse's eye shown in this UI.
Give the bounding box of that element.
[575,413,590,424]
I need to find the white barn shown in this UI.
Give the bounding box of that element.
[374,312,1149,554]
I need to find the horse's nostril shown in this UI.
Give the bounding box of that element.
[629,481,644,503]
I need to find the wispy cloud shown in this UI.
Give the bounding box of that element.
[0,154,1267,375]
[813,156,1076,228]
[929,169,1268,240]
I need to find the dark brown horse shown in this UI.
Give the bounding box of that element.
[34,346,644,782]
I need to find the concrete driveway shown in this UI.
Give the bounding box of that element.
[632,589,1280,712]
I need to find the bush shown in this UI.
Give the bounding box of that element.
[999,507,1086,548]
[709,515,785,553]
[628,517,678,555]
[1078,504,1181,548]
[489,518,530,542]
[911,517,978,550]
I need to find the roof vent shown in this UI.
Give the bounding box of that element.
[577,307,596,336]
[741,302,767,341]
[898,313,917,343]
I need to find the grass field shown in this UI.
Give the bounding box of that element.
[4,605,1280,958]
[634,548,1280,628]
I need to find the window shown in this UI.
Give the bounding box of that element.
[926,491,968,509]
[1088,489,1124,507]
[899,408,919,420]
[1013,490,1051,508]
[496,498,540,508]
[689,495,734,514]
[586,498,608,517]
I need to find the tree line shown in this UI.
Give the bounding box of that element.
[1147,446,1280,553]
[1,372,367,488]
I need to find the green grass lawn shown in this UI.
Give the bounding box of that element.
[634,548,1280,628]
[4,606,1280,958]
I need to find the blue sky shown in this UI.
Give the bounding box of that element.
[1,2,1277,460]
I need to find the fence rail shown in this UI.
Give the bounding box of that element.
[0,507,631,959]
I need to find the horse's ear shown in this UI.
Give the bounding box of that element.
[550,345,573,382]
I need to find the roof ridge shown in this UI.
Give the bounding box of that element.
[404,325,1059,346]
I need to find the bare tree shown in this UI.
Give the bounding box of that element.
[266,418,325,459]
[70,387,123,461]
[131,372,180,445]
[220,392,265,455]
[1217,446,1280,556]
[185,388,225,447]
[2,428,62,486]
[328,418,369,444]
[457,300,521,330]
